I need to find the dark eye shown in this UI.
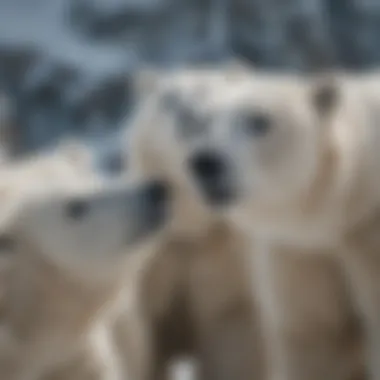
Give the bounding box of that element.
[0,235,15,254]
[244,112,272,137]
[65,199,89,221]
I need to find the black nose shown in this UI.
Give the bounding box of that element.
[188,150,236,206]
[189,151,227,182]
[145,180,169,205]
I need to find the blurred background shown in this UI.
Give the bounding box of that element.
[0,0,378,175]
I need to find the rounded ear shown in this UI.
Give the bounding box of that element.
[310,75,340,117]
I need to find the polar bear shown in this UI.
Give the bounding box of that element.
[0,154,170,380]
[181,69,380,379]
[125,64,267,380]
[133,67,370,380]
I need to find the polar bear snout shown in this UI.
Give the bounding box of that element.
[190,151,226,182]
[188,149,236,207]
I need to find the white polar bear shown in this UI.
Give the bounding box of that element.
[163,68,368,380]
[0,153,170,380]
[124,64,271,380]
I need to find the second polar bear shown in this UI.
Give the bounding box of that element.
[128,66,367,380]
[182,70,380,379]
[125,64,273,380]
[0,150,170,380]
